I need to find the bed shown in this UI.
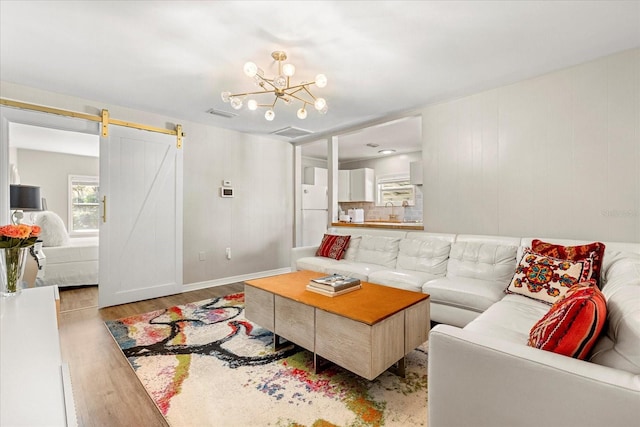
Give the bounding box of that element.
[31,211,99,287]
[37,236,99,287]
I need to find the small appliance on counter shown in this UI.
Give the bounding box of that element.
[339,214,351,222]
[348,208,364,223]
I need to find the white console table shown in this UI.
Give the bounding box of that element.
[0,286,77,426]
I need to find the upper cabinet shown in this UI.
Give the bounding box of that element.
[339,168,375,202]
[338,170,351,202]
[410,161,423,185]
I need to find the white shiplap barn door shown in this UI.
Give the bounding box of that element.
[98,125,183,307]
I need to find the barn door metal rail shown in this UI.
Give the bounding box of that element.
[0,98,184,148]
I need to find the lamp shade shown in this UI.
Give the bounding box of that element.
[10,184,42,211]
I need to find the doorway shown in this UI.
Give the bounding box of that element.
[9,122,100,288]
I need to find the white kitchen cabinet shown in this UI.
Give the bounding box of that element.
[350,168,375,202]
[338,168,374,202]
[410,160,423,185]
[303,167,328,186]
[338,170,351,202]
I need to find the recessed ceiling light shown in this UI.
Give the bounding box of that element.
[378,149,396,155]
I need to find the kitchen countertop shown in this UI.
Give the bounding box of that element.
[332,221,424,230]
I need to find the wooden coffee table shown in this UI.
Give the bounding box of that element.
[244,270,430,380]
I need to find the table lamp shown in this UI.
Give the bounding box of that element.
[10,184,42,224]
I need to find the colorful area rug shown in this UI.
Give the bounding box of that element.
[105,292,428,426]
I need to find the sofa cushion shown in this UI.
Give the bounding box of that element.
[315,234,351,260]
[463,294,550,344]
[354,235,401,268]
[396,238,450,275]
[295,256,341,273]
[343,235,362,262]
[506,248,593,305]
[532,239,606,288]
[528,281,606,359]
[423,277,508,314]
[590,253,640,373]
[446,241,517,283]
[368,269,439,293]
[324,262,388,282]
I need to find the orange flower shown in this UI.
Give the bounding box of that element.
[30,225,41,237]
[16,224,32,239]
[0,225,24,238]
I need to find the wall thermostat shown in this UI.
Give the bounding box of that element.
[222,180,232,187]
[220,187,234,198]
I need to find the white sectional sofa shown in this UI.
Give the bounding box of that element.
[291,227,640,427]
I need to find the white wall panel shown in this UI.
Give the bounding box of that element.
[182,125,293,284]
[421,48,639,243]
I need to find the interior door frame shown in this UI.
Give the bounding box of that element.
[0,106,100,225]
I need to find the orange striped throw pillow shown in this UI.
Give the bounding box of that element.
[528,280,606,360]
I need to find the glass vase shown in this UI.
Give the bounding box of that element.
[1,247,29,297]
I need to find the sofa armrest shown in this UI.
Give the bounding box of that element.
[428,324,640,427]
[290,245,319,271]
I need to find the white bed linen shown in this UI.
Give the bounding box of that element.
[37,236,99,287]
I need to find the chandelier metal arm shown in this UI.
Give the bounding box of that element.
[302,85,318,101]
[228,88,273,98]
[285,91,313,106]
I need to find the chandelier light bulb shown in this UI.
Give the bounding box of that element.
[265,109,275,121]
[314,97,326,111]
[230,97,243,110]
[243,61,258,77]
[247,99,258,110]
[319,104,328,115]
[283,63,296,77]
[315,74,327,88]
[221,91,231,102]
[273,75,287,90]
[297,107,307,119]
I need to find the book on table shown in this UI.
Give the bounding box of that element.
[309,274,361,291]
[306,283,362,297]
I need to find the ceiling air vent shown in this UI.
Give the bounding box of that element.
[206,108,238,119]
[271,126,314,139]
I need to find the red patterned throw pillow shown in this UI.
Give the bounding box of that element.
[315,234,351,260]
[532,239,606,288]
[506,248,593,305]
[528,281,606,359]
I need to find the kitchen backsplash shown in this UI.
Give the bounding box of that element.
[340,186,423,222]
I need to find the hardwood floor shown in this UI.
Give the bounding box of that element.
[58,283,244,427]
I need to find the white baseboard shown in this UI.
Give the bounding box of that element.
[182,267,292,292]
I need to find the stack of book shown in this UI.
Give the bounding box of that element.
[306,274,361,297]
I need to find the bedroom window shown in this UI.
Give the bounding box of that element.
[68,175,100,236]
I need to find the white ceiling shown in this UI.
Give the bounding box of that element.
[1,1,639,159]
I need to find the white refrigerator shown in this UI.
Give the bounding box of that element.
[302,184,328,246]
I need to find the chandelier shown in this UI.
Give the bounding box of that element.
[221,51,327,121]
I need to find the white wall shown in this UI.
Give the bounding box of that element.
[183,125,293,284]
[421,48,640,243]
[16,149,99,229]
[0,81,294,286]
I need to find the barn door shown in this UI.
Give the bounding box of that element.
[98,125,183,307]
